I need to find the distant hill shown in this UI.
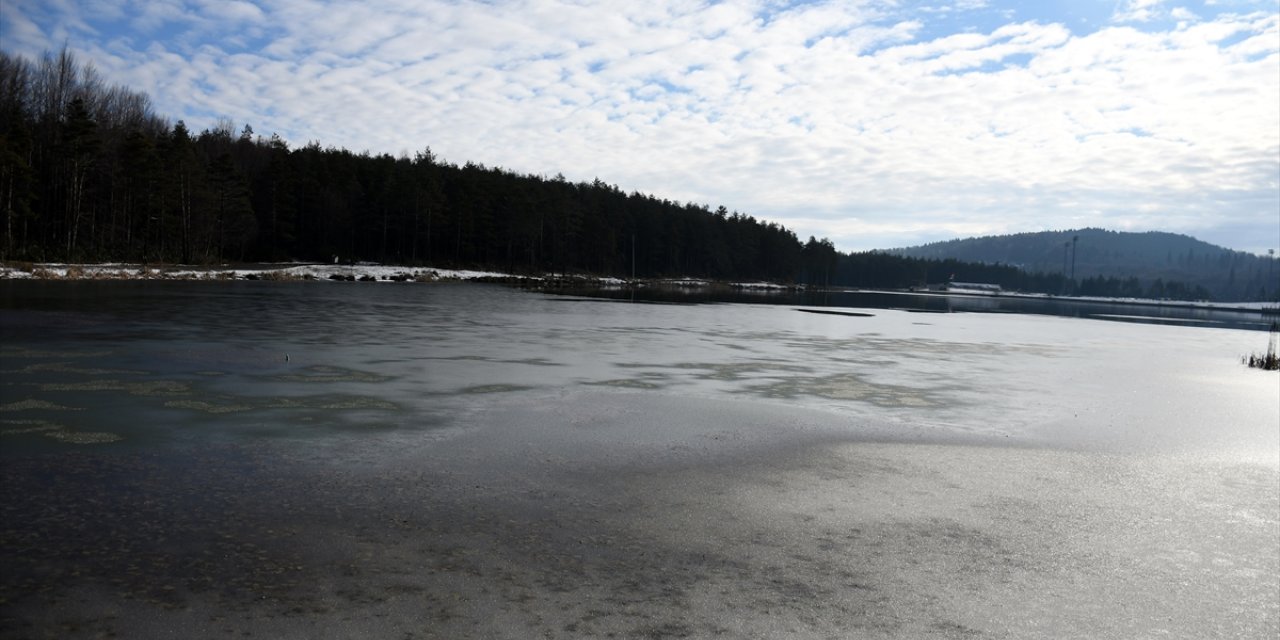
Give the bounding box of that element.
[887,229,1278,301]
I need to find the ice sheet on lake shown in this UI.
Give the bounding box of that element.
[1,282,1276,638]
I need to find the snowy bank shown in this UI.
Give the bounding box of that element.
[0,262,534,283]
[0,263,803,292]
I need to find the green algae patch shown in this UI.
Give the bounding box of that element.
[40,379,191,396]
[164,394,399,413]
[271,365,392,383]
[500,357,563,367]
[742,372,949,408]
[164,393,399,414]
[1,419,64,435]
[0,418,120,443]
[43,429,124,444]
[587,378,669,390]
[165,399,255,414]
[459,384,537,395]
[616,360,813,382]
[687,361,813,381]
[264,395,398,411]
[19,362,145,376]
[0,347,115,359]
[0,399,83,412]
[308,397,398,410]
[426,355,563,367]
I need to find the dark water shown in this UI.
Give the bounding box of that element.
[1,281,1276,638]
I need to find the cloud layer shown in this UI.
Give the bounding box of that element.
[3,0,1277,252]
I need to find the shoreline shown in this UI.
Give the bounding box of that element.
[2,261,1276,314]
[0,261,529,283]
[0,261,798,292]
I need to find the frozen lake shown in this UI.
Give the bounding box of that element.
[1,281,1277,638]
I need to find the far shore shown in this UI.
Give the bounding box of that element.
[0,261,554,284]
[0,261,801,291]
[2,261,1276,314]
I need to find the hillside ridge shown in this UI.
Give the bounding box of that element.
[887,228,1275,301]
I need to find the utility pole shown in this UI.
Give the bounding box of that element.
[1062,241,1070,295]
[1270,249,1275,299]
[1071,234,1078,286]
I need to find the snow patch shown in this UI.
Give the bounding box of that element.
[0,263,525,283]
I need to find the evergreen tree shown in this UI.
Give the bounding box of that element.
[58,96,98,257]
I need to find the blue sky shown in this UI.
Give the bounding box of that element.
[2,0,1277,254]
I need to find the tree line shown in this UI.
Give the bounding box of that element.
[0,47,1228,300]
[0,48,811,281]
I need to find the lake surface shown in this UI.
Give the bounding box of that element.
[2,281,1277,638]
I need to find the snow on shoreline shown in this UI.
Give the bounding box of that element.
[1,262,1272,312]
[0,262,789,290]
[0,262,545,283]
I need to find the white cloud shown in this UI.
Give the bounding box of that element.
[1,0,1276,252]
[1169,6,1200,23]
[198,0,264,23]
[1113,0,1168,23]
[129,0,190,33]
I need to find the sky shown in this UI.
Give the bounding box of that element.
[2,0,1278,254]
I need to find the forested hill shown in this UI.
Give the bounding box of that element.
[889,229,1278,302]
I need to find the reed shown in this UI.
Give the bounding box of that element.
[1243,322,1279,370]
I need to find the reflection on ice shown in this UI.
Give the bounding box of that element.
[0,281,1275,455]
